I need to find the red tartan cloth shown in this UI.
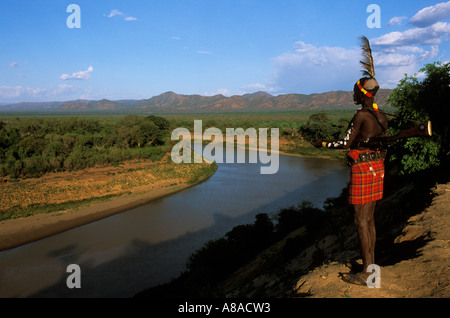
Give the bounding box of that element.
[348,158,385,205]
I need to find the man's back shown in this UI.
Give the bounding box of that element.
[351,109,388,150]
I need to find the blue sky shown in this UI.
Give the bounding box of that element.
[0,0,449,103]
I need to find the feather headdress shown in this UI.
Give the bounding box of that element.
[357,36,379,94]
[359,36,375,78]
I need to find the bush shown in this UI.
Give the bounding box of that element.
[185,213,275,286]
[23,156,48,176]
[387,62,450,175]
[298,113,347,141]
[275,201,324,236]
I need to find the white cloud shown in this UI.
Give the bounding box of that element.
[373,46,438,67]
[106,9,137,21]
[410,1,450,27]
[367,2,450,89]
[421,45,440,60]
[196,51,213,55]
[387,16,407,26]
[239,83,276,95]
[387,46,426,54]
[52,84,77,95]
[370,45,439,89]
[0,86,23,98]
[268,35,442,94]
[107,9,123,18]
[374,52,417,67]
[0,86,48,100]
[203,88,231,96]
[25,87,47,96]
[171,36,181,40]
[241,83,267,91]
[60,66,94,80]
[0,84,98,103]
[80,87,95,100]
[270,42,360,94]
[372,22,450,46]
[216,88,231,96]
[9,62,19,68]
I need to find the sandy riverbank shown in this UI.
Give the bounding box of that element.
[0,159,217,252]
[0,180,204,252]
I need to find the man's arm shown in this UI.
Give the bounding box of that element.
[312,112,363,149]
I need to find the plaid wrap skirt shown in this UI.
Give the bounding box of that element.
[348,159,385,205]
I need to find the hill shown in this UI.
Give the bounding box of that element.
[0,89,393,113]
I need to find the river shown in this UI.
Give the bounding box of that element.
[0,149,348,298]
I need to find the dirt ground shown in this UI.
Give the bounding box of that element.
[292,182,449,298]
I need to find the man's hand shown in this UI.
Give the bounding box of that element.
[311,139,323,148]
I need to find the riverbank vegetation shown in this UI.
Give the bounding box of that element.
[0,160,217,221]
[0,115,171,178]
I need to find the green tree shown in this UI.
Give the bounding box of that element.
[387,62,450,175]
[17,135,45,159]
[137,121,161,147]
[43,141,66,158]
[275,201,323,236]
[299,113,345,141]
[146,115,170,131]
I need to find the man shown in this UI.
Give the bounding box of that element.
[312,37,388,285]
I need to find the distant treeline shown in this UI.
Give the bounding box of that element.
[166,111,351,140]
[0,115,171,178]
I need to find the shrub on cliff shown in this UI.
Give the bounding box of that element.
[387,62,450,176]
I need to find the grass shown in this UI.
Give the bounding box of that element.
[0,194,118,221]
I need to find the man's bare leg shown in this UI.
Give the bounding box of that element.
[354,201,376,272]
[367,201,376,266]
[342,201,377,285]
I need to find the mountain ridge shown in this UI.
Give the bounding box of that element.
[0,89,393,113]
